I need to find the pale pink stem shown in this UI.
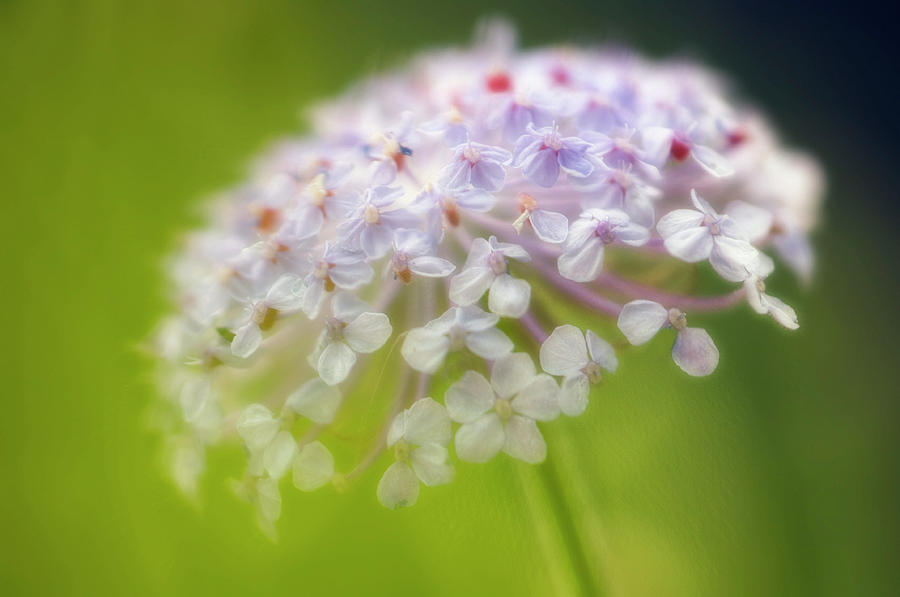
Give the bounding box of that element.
[596,273,746,311]
[520,310,549,344]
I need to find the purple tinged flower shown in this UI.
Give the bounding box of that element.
[512,123,594,188]
[338,185,417,259]
[400,305,513,374]
[641,125,734,177]
[557,208,649,282]
[388,228,456,283]
[308,292,392,386]
[409,183,496,237]
[420,105,470,146]
[539,325,617,416]
[488,94,555,143]
[289,165,356,238]
[656,190,759,282]
[440,140,512,192]
[298,244,374,318]
[617,300,719,376]
[511,193,569,244]
[230,274,306,358]
[449,236,531,318]
[579,166,661,228]
[744,255,799,330]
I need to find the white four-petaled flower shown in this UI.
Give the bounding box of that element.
[377,398,454,509]
[446,354,560,464]
[558,208,650,282]
[539,325,618,416]
[449,236,531,317]
[308,293,392,385]
[617,299,719,376]
[656,190,759,282]
[401,305,513,373]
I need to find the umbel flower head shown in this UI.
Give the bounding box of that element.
[152,21,823,526]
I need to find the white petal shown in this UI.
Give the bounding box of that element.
[465,327,513,359]
[410,443,455,486]
[236,404,279,453]
[539,325,588,376]
[456,305,500,332]
[376,461,420,509]
[343,312,392,353]
[316,341,357,386]
[502,415,547,464]
[462,237,492,269]
[263,431,297,480]
[656,209,704,239]
[408,256,456,278]
[764,294,799,330]
[672,327,719,376]
[401,327,450,373]
[449,266,494,306]
[491,352,537,399]
[404,397,452,447]
[586,330,618,372]
[265,275,304,311]
[286,378,343,424]
[664,227,714,262]
[511,374,560,421]
[617,300,668,345]
[557,237,605,282]
[179,377,211,424]
[559,374,590,417]
[691,144,735,177]
[256,477,281,522]
[530,209,568,243]
[725,200,773,242]
[454,413,505,462]
[332,291,370,322]
[744,278,767,314]
[445,371,495,423]
[231,322,262,358]
[488,274,531,318]
[709,236,758,282]
[292,441,334,492]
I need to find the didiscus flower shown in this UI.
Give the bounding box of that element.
[151,22,822,521]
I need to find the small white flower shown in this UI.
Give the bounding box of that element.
[656,190,760,282]
[449,236,531,318]
[641,125,735,177]
[377,398,454,509]
[309,293,393,385]
[286,378,343,424]
[230,274,305,358]
[256,477,282,523]
[388,228,456,283]
[446,354,560,464]
[539,325,618,416]
[744,255,799,330]
[262,431,297,480]
[293,441,335,492]
[297,244,375,319]
[617,300,719,376]
[401,305,513,373]
[236,404,281,454]
[511,192,569,244]
[558,208,649,282]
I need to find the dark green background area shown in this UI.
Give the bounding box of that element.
[2,1,897,595]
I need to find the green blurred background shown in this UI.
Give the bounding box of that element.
[2,1,898,595]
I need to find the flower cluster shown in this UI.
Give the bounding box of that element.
[152,22,822,525]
